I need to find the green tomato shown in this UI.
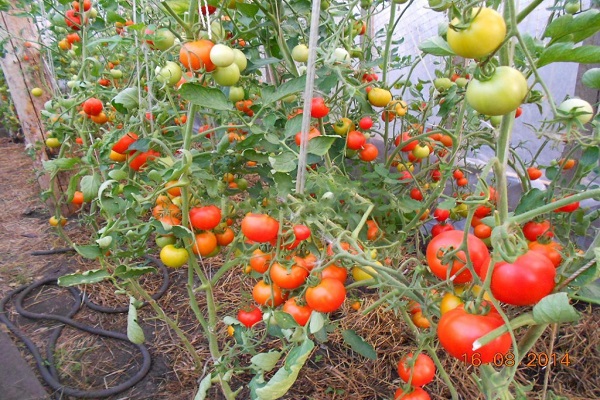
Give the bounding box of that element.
[232,49,247,72]
[160,244,189,268]
[412,144,431,159]
[213,63,240,86]
[157,61,183,86]
[564,2,580,14]
[447,8,506,59]
[455,77,468,88]
[153,28,175,50]
[45,137,61,148]
[434,77,454,92]
[465,66,528,116]
[332,47,350,63]
[235,178,249,190]
[489,115,502,128]
[229,86,245,102]
[291,44,309,63]
[155,235,176,248]
[210,44,235,68]
[109,69,123,79]
[557,98,594,124]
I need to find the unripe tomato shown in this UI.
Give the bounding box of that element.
[213,63,240,86]
[466,66,528,116]
[45,137,61,148]
[232,49,247,72]
[291,44,309,62]
[229,86,245,102]
[160,244,189,268]
[412,144,431,159]
[333,117,355,135]
[156,61,183,85]
[557,98,594,124]
[31,87,43,97]
[352,265,377,281]
[210,44,235,67]
[447,8,506,59]
[367,88,392,107]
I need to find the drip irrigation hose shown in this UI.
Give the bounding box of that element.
[0,256,170,399]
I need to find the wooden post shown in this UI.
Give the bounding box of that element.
[0,8,71,214]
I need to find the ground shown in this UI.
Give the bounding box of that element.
[0,136,599,400]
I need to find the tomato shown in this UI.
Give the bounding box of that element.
[153,203,182,226]
[305,278,346,313]
[473,224,492,239]
[358,116,373,130]
[412,144,430,159]
[466,66,528,116]
[129,150,160,172]
[564,1,580,14]
[439,292,463,315]
[528,240,563,268]
[397,353,436,387]
[269,262,309,290]
[366,219,380,240]
[215,227,235,246]
[311,97,330,118]
[282,297,313,326]
[179,40,215,71]
[410,188,423,201]
[31,87,43,97]
[426,230,490,284]
[433,209,450,222]
[430,169,442,182]
[359,143,379,161]
[522,220,553,242]
[431,222,454,238]
[291,44,309,62]
[82,97,103,116]
[295,126,321,145]
[72,0,91,11]
[249,249,272,274]
[189,205,222,231]
[209,44,235,67]
[49,216,67,227]
[65,9,82,30]
[352,265,377,281]
[192,231,218,256]
[557,98,594,124]
[479,250,556,306]
[241,213,279,243]
[412,311,431,329]
[434,77,453,92]
[156,61,183,85]
[438,305,511,364]
[232,49,248,72]
[333,117,355,135]
[367,88,392,107]
[45,137,60,148]
[319,264,348,283]
[293,224,311,240]
[237,305,262,328]
[347,130,367,150]
[447,8,506,59]
[555,198,580,213]
[147,28,175,51]
[213,63,240,86]
[160,244,189,268]
[558,158,576,170]
[396,131,417,152]
[394,387,430,400]
[71,190,84,205]
[527,166,542,180]
[252,280,285,307]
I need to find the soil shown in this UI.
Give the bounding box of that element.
[0,136,599,400]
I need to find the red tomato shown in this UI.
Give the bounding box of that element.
[305,278,346,313]
[311,97,330,118]
[129,150,159,171]
[522,220,553,242]
[293,224,311,240]
[358,116,373,130]
[437,305,511,365]
[189,205,222,231]
[346,130,367,150]
[426,230,490,284]
[528,240,563,268]
[410,188,423,201]
[252,280,285,307]
[431,169,442,182]
[82,98,103,116]
[394,387,431,400]
[241,213,279,243]
[65,9,82,30]
[319,264,348,283]
[479,250,556,306]
[527,166,542,180]
[397,353,436,387]
[249,249,271,274]
[555,198,580,213]
[396,131,417,152]
[433,209,450,222]
[359,143,379,161]
[269,262,309,290]
[282,297,313,326]
[431,222,454,237]
[237,306,262,328]
[112,132,138,154]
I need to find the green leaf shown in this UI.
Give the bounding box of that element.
[269,152,297,173]
[253,340,314,400]
[106,10,126,23]
[127,297,145,344]
[57,269,110,286]
[112,87,139,113]
[341,329,377,360]
[245,57,281,73]
[263,76,306,104]
[418,36,456,56]
[237,2,260,17]
[572,281,600,305]
[284,115,303,138]
[108,169,128,181]
[308,312,323,334]
[193,374,212,400]
[514,188,546,215]
[543,10,600,44]
[43,157,81,173]
[273,172,294,197]
[251,351,282,372]
[179,84,230,111]
[582,68,600,89]
[80,173,101,202]
[73,244,102,259]
[532,293,580,323]
[538,43,600,68]
[113,265,157,279]
[273,311,299,329]
[308,136,336,156]
[581,147,599,166]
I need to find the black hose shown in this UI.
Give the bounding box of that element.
[0,257,170,399]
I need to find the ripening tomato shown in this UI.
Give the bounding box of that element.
[311,97,330,118]
[447,8,506,59]
[527,166,542,180]
[82,97,103,116]
[346,130,367,150]
[394,387,431,400]
[112,132,138,154]
[179,40,215,71]
[270,262,309,290]
[189,205,222,231]
[282,297,313,326]
[237,306,262,328]
[71,191,84,205]
[397,353,436,387]
[160,244,189,268]
[241,213,279,243]
[252,280,285,307]
[215,227,235,246]
[192,231,218,256]
[426,230,490,284]
[479,250,556,306]
[249,249,271,274]
[367,87,392,107]
[65,9,82,30]
[129,150,159,171]
[528,240,562,268]
[295,126,321,146]
[437,305,511,364]
[359,143,379,161]
[431,222,454,237]
[333,117,355,135]
[522,220,553,242]
[305,278,346,313]
[439,292,463,315]
[319,264,348,283]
